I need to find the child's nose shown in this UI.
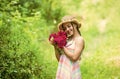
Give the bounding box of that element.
[66,27,69,31]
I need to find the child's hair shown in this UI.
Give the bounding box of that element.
[71,22,81,36]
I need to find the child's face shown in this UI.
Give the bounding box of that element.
[62,22,74,37]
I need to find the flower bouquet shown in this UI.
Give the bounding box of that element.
[49,31,67,48]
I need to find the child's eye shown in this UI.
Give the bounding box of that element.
[68,25,71,28]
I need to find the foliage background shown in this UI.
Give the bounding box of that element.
[0,0,120,79]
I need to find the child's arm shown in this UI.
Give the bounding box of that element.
[54,46,61,61]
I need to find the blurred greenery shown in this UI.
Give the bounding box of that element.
[0,0,120,79]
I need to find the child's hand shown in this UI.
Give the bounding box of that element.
[49,37,58,48]
[49,37,55,45]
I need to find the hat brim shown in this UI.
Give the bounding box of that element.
[58,19,81,30]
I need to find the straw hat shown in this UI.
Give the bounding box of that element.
[58,15,81,30]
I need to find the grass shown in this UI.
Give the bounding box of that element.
[80,22,120,79]
[80,23,120,79]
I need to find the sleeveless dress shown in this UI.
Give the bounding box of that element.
[56,40,82,79]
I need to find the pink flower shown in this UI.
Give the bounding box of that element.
[49,31,67,48]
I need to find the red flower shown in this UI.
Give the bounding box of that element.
[49,31,67,48]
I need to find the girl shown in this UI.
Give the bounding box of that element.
[50,15,84,79]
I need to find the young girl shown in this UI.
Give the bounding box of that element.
[50,15,84,79]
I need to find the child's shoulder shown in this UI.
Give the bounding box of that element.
[75,36,84,42]
[75,36,84,47]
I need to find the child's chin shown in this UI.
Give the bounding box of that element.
[67,34,73,38]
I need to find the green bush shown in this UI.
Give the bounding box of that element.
[0,15,43,79]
